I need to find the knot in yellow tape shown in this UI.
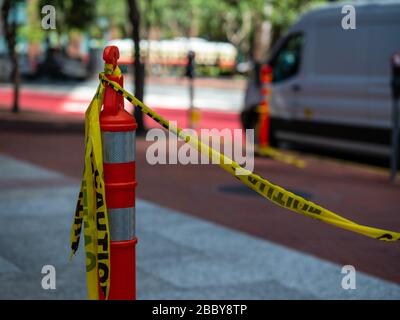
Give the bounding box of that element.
[104,63,122,77]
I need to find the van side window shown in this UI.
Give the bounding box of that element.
[271,33,304,83]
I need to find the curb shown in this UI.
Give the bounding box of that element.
[0,109,84,133]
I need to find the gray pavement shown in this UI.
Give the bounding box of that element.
[1,153,400,299]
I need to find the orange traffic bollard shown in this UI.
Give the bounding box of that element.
[100,46,137,300]
[258,64,273,148]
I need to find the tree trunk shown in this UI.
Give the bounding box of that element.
[1,0,20,113]
[251,14,264,63]
[127,0,146,133]
[270,24,282,50]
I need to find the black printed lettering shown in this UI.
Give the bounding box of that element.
[98,262,109,283]
[96,211,107,231]
[96,191,104,210]
[377,233,393,240]
[97,233,108,252]
[248,176,258,185]
[308,207,322,215]
[267,187,274,199]
[273,192,286,206]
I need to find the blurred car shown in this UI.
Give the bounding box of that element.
[242,1,400,156]
[0,49,88,82]
[36,48,88,80]
[0,54,12,82]
[0,53,38,82]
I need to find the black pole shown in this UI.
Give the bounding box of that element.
[391,99,399,182]
[390,52,400,183]
[128,0,146,134]
[185,50,195,128]
[1,0,20,113]
[189,79,194,128]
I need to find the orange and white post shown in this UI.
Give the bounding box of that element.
[257,64,273,150]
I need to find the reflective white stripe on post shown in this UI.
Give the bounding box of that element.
[108,207,136,241]
[102,131,135,163]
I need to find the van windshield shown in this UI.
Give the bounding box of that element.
[271,33,304,83]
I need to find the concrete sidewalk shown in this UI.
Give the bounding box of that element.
[0,153,400,299]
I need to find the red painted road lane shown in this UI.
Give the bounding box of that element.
[0,88,87,115]
[0,88,241,131]
[1,130,400,285]
[146,108,241,131]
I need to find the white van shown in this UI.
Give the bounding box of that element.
[265,1,400,156]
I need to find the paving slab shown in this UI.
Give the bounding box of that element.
[0,154,399,299]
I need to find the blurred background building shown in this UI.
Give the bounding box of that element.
[0,0,328,81]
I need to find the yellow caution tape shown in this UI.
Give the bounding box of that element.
[257,146,306,169]
[69,66,123,299]
[99,73,400,242]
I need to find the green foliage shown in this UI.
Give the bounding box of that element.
[38,0,97,32]
[96,0,127,29]
[136,0,325,56]
[140,0,197,38]
[138,0,264,41]
[267,0,325,31]
[29,0,326,57]
[19,0,44,44]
